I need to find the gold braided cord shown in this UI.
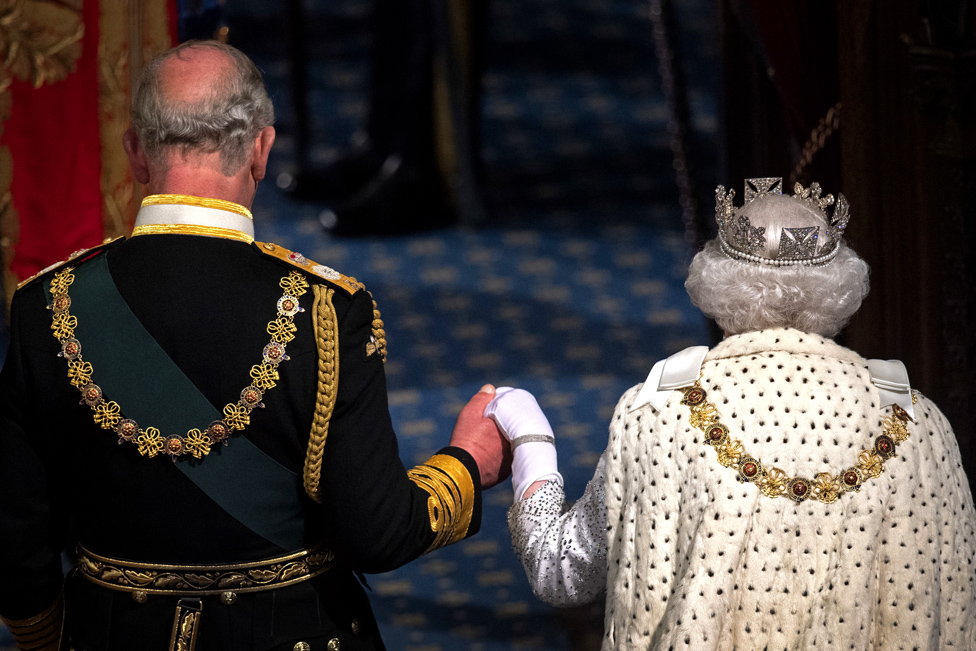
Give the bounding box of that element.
[407,454,475,552]
[681,380,913,504]
[303,285,339,503]
[371,296,388,363]
[48,267,307,461]
[141,194,253,220]
[131,224,254,244]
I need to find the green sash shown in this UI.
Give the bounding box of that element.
[47,255,306,551]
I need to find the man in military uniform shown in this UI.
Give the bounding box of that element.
[0,41,508,651]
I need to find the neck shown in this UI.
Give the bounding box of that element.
[148,163,256,209]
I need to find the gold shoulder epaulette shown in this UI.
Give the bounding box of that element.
[15,236,125,293]
[253,241,365,296]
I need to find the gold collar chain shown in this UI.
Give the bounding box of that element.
[680,381,914,503]
[48,267,310,461]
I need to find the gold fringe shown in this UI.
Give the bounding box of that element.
[304,285,339,503]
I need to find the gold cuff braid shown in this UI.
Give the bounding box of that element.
[303,285,339,503]
[408,454,476,553]
[1,591,64,651]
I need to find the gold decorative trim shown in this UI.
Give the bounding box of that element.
[169,600,201,651]
[141,194,253,220]
[14,236,123,292]
[0,589,63,651]
[77,542,336,596]
[303,284,339,503]
[408,453,475,552]
[131,223,254,244]
[370,295,388,363]
[254,241,366,296]
[680,381,912,503]
[48,266,308,461]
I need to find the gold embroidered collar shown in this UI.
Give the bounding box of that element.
[132,194,255,244]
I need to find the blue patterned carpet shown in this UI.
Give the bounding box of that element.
[240,0,716,648]
[0,0,717,649]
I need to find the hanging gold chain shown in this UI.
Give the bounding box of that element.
[680,380,912,504]
[48,267,309,461]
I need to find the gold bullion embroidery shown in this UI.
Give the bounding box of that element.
[141,194,253,220]
[303,285,339,503]
[254,240,365,295]
[407,454,476,552]
[48,267,309,461]
[15,238,125,292]
[680,380,913,504]
[169,601,201,651]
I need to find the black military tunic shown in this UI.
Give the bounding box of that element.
[0,196,481,650]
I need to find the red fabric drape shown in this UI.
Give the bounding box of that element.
[4,0,103,281]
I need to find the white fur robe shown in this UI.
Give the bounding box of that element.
[509,328,976,650]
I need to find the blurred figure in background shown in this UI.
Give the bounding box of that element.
[290,0,487,235]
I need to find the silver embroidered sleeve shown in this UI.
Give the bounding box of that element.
[506,454,608,607]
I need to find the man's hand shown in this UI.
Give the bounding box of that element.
[449,385,512,489]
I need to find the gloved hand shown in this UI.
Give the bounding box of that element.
[484,387,563,500]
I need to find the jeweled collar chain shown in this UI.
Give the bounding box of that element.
[680,380,916,503]
[48,266,310,461]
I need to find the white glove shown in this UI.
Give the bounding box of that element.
[484,387,563,500]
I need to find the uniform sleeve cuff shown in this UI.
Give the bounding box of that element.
[439,446,482,537]
[1,590,63,651]
[407,447,483,553]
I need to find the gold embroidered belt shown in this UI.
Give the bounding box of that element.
[76,542,336,597]
[77,543,337,651]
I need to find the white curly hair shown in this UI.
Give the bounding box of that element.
[685,193,870,337]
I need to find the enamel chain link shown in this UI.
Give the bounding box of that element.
[49,267,309,461]
[680,381,914,503]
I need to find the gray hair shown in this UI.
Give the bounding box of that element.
[130,40,274,175]
[685,194,870,337]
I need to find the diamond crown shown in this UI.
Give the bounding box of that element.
[715,178,851,266]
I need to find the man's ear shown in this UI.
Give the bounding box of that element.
[250,126,276,182]
[123,128,151,184]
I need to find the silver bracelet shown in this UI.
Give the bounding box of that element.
[511,434,556,450]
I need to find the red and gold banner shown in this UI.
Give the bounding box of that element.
[1,0,176,303]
